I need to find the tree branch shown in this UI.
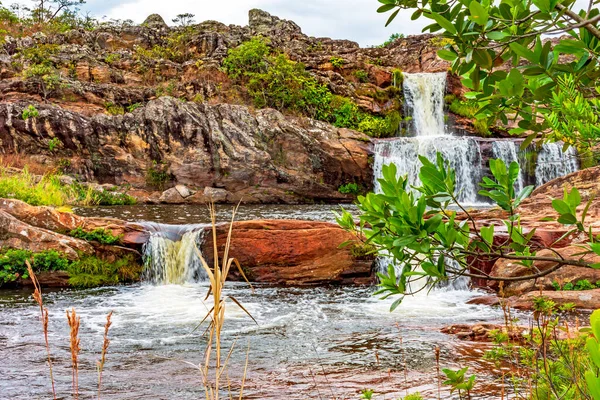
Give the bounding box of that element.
[555,3,600,40]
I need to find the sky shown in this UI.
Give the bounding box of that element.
[10,0,594,47]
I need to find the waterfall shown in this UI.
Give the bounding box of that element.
[373,137,483,204]
[535,143,579,186]
[492,141,525,193]
[403,72,447,136]
[142,223,208,284]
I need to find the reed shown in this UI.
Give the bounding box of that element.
[25,260,57,400]
[66,308,81,399]
[97,311,113,399]
[193,203,254,400]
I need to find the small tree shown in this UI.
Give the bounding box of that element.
[23,64,63,100]
[337,154,600,310]
[172,13,195,27]
[30,0,85,23]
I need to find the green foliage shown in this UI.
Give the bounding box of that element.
[392,68,403,87]
[172,13,195,26]
[586,309,600,399]
[359,389,374,399]
[68,227,122,245]
[22,105,39,120]
[126,103,143,113]
[47,137,61,152]
[223,37,399,137]
[222,37,270,79]
[71,182,136,206]
[146,161,170,189]
[104,53,121,65]
[553,279,600,291]
[442,367,476,398]
[0,249,69,285]
[0,168,71,206]
[329,56,345,68]
[23,63,63,100]
[67,254,142,288]
[105,102,125,115]
[379,32,405,47]
[449,98,490,136]
[338,182,360,195]
[337,152,599,307]
[354,69,369,83]
[349,243,377,260]
[378,0,600,148]
[402,394,423,400]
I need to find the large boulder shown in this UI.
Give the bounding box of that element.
[510,289,600,310]
[201,219,374,285]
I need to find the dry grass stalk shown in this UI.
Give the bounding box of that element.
[66,308,81,399]
[26,260,57,400]
[193,203,254,400]
[97,311,113,399]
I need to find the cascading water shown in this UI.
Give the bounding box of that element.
[403,72,447,136]
[374,72,484,205]
[536,143,579,186]
[141,223,209,284]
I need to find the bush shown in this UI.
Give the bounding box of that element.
[338,182,360,195]
[105,102,125,115]
[0,249,69,285]
[379,33,405,47]
[354,69,369,83]
[71,183,136,206]
[329,56,345,68]
[22,105,39,120]
[69,227,122,245]
[47,137,61,152]
[222,37,270,79]
[67,254,142,288]
[146,161,170,189]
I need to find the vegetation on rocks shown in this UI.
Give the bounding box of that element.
[223,37,400,138]
[68,227,122,245]
[0,247,141,288]
[0,168,135,207]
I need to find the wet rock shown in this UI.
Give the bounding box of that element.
[466,295,501,306]
[19,271,70,288]
[201,219,374,285]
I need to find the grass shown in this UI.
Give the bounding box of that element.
[0,167,136,207]
[68,227,123,245]
[448,98,490,136]
[67,255,143,288]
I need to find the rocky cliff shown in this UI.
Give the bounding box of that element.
[0,10,464,202]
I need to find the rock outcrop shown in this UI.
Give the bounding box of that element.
[0,99,372,204]
[201,219,374,285]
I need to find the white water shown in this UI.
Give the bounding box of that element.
[403,72,447,136]
[536,143,579,186]
[374,72,485,205]
[142,223,208,284]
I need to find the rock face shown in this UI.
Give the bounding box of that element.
[0,99,372,204]
[201,220,374,285]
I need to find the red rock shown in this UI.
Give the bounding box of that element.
[509,289,600,310]
[201,219,374,285]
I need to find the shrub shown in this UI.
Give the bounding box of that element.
[22,105,39,120]
[67,254,142,288]
[23,64,63,100]
[105,102,125,115]
[47,137,61,152]
[222,37,270,79]
[69,227,122,245]
[403,394,423,400]
[71,183,136,206]
[146,161,170,189]
[126,103,143,113]
[0,249,69,285]
[354,69,369,83]
[104,53,121,65]
[329,56,345,69]
[338,182,360,195]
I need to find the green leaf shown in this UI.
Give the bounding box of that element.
[520,133,537,150]
[473,49,493,69]
[377,4,396,13]
[469,0,489,26]
[385,8,401,27]
[431,13,457,34]
[557,213,577,225]
[487,31,509,41]
[481,225,494,246]
[552,199,571,215]
[509,42,536,63]
[438,49,458,61]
